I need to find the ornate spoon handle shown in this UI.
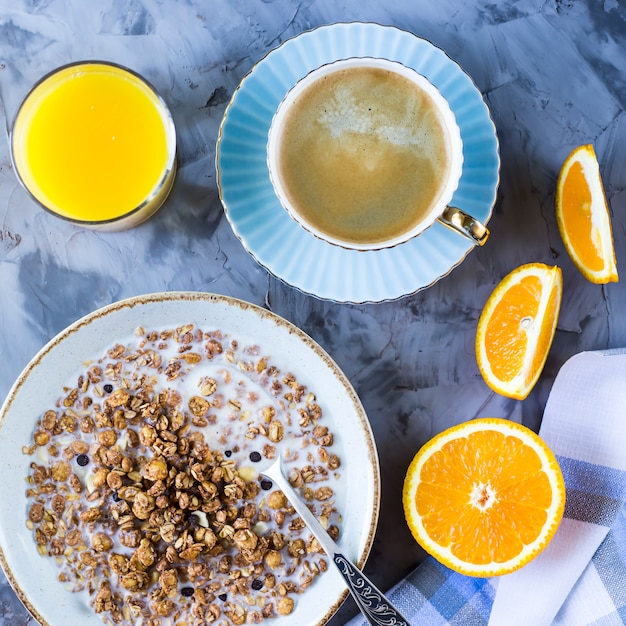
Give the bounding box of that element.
[332,552,410,625]
[262,458,411,626]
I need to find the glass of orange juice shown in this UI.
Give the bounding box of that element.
[10,61,177,231]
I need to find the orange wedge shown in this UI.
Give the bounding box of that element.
[476,263,562,401]
[556,144,618,283]
[402,418,566,577]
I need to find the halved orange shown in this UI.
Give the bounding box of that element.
[476,263,562,400]
[402,418,565,577]
[556,144,618,284]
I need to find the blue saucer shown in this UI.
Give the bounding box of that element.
[216,22,500,303]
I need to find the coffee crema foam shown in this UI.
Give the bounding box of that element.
[277,66,452,246]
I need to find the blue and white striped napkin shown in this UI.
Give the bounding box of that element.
[347,350,626,626]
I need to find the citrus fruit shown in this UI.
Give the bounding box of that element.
[476,263,562,401]
[402,418,565,577]
[556,144,618,284]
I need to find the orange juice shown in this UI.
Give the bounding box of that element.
[11,62,176,230]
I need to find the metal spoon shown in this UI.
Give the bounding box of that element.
[261,457,411,626]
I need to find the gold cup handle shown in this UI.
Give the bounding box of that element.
[436,206,490,246]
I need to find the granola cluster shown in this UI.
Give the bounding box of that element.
[24,324,342,625]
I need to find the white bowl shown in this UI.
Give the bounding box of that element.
[0,292,380,626]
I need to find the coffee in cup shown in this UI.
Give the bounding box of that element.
[267,57,488,249]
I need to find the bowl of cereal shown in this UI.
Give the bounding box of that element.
[0,292,379,626]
